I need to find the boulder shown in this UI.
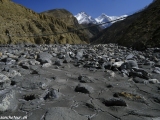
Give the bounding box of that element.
[21,62,30,69]
[133,77,146,83]
[0,90,18,112]
[153,67,160,74]
[113,61,124,68]
[37,52,52,64]
[6,70,21,78]
[7,53,18,60]
[44,89,62,100]
[0,73,11,89]
[148,79,160,84]
[2,66,10,72]
[76,50,84,60]
[57,53,65,59]
[54,59,63,66]
[5,58,16,65]
[29,59,40,65]
[42,63,52,68]
[131,67,150,79]
[63,54,71,63]
[144,60,155,66]
[103,62,112,70]
[121,60,138,70]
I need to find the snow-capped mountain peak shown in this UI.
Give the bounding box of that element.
[95,13,112,23]
[74,12,97,24]
[75,12,128,28]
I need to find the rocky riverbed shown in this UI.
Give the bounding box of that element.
[0,44,160,120]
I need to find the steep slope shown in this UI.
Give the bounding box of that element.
[81,23,102,36]
[0,0,89,44]
[92,0,160,50]
[42,9,81,27]
[42,9,93,38]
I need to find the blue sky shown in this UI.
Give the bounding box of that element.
[12,0,153,18]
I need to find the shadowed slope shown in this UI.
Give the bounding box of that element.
[91,0,160,50]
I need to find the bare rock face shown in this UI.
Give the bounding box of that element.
[44,107,88,120]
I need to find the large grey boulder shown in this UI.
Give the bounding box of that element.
[42,63,52,68]
[76,50,84,60]
[113,61,124,68]
[29,59,40,65]
[21,62,30,69]
[43,88,62,100]
[7,53,18,60]
[44,107,87,120]
[0,73,11,89]
[54,59,63,66]
[37,52,52,64]
[63,54,71,63]
[0,90,18,112]
[130,67,150,79]
[121,60,138,70]
[5,58,16,65]
[153,67,160,74]
[6,70,21,78]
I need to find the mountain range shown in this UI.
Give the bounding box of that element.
[75,12,128,28]
[0,0,159,50]
[91,0,160,50]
